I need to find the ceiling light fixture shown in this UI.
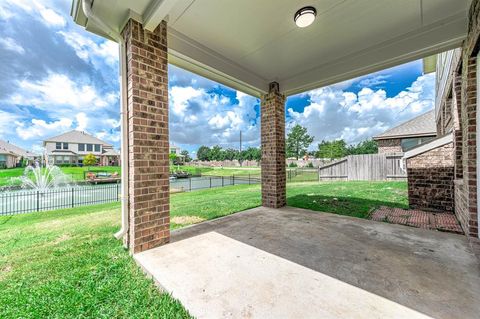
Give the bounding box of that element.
[294,6,317,28]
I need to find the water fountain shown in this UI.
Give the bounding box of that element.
[16,163,74,190]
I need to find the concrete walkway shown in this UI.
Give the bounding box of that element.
[134,207,480,319]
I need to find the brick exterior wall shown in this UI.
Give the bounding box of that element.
[406,143,455,212]
[433,0,480,237]
[123,19,170,253]
[377,139,402,153]
[261,82,286,208]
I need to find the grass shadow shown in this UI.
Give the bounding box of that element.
[287,194,408,219]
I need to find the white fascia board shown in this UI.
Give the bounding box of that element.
[403,133,453,159]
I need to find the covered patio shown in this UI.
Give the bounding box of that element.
[70,0,479,317]
[136,206,480,318]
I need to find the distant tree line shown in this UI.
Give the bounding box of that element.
[285,124,377,160]
[196,145,261,161]
[315,139,378,159]
[192,125,377,162]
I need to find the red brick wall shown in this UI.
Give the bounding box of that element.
[123,19,170,253]
[406,143,455,212]
[377,139,402,154]
[261,82,286,208]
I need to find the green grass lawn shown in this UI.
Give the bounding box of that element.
[0,181,407,318]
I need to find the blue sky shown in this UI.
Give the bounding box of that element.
[0,0,435,157]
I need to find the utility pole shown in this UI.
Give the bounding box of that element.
[239,130,242,167]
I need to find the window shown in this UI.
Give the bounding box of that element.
[63,143,68,150]
[401,136,435,152]
[55,142,61,150]
[78,144,85,151]
[87,144,93,152]
[95,144,100,152]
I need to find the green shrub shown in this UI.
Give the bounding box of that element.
[306,162,314,168]
[288,162,298,168]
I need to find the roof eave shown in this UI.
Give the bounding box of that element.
[373,132,437,141]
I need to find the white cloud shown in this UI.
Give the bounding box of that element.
[39,7,66,27]
[58,31,118,67]
[0,37,25,54]
[287,73,435,146]
[0,0,65,27]
[75,112,88,131]
[16,118,73,140]
[0,110,20,135]
[358,74,391,87]
[169,87,259,147]
[10,73,115,110]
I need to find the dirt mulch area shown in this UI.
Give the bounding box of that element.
[370,206,464,234]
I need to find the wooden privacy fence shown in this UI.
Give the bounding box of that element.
[318,153,406,181]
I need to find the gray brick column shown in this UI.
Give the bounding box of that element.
[261,82,286,208]
[122,19,170,253]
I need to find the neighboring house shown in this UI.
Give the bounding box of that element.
[43,130,120,166]
[373,111,437,153]
[169,145,182,156]
[170,144,185,164]
[0,139,37,168]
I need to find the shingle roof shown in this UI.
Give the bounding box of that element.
[102,148,119,156]
[0,140,35,158]
[43,130,112,146]
[373,110,436,140]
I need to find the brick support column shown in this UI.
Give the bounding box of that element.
[460,55,478,237]
[261,82,286,208]
[122,19,170,253]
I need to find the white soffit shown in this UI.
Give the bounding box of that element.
[72,0,470,97]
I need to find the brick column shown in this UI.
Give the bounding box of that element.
[261,82,286,208]
[123,19,170,253]
[460,55,478,237]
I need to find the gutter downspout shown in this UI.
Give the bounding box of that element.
[81,0,129,244]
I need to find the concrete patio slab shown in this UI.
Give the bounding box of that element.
[134,207,480,319]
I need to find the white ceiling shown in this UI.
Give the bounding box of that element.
[72,0,470,97]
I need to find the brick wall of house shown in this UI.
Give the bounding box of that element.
[377,139,402,153]
[261,82,286,208]
[406,143,455,212]
[432,0,480,237]
[123,19,170,253]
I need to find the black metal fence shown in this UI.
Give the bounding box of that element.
[170,175,261,192]
[0,170,320,216]
[0,183,120,216]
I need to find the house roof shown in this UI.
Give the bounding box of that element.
[71,0,469,97]
[373,110,436,140]
[102,149,120,156]
[43,130,112,147]
[0,139,36,158]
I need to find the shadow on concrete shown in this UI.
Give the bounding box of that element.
[171,206,480,319]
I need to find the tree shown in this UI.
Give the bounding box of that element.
[180,150,191,162]
[286,124,314,159]
[240,147,261,161]
[197,146,211,161]
[169,153,178,163]
[223,148,239,161]
[346,139,378,155]
[316,140,347,159]
[83,153,97,169]
[209,145,223,161]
